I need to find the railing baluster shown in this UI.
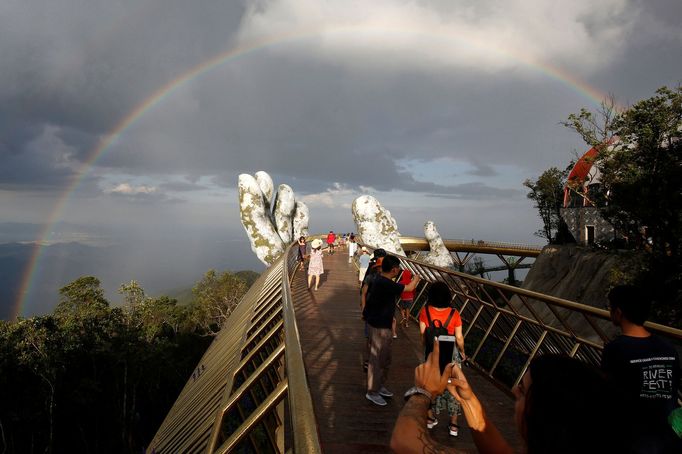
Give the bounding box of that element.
[490,319,523,376]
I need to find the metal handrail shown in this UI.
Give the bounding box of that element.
[391,251,682,395]
[398,236,544,256]
[281,244,323,453]
[146,242,322,453]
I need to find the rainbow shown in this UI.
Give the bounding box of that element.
[12,25,618,319]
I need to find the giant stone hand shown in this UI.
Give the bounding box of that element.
[352,195,405,255]
[352,195,454,268]
[238,171,309,266]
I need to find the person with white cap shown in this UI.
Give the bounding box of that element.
[358,246,371,285]
[307,238,324,291]
[348,234,358,263]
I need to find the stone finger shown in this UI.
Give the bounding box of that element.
[238,173,284,265]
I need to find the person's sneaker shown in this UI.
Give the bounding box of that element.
[378,386,393,398]
[449,424,459,437]
[426,418,438,429]
[366,392,387,406]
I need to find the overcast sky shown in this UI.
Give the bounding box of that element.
[1,0,681,311]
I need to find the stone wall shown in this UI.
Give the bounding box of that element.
[561,206,614,245]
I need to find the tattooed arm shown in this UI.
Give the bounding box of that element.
[391,393,461,454]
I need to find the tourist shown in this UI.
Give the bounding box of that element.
[602,285,681,450]
[397,269,414,328]
[348,234,357,263]
[418,281,465,437]
[296,236,307,270]
[307,239,324,291]
[364,255,420,406]
[358,246,371,286]
[326,230,336,255]
[360,252,385,372]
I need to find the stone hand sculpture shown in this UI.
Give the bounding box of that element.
[238,171,309,266]
[422,220,455,268]
[352,195,454,268]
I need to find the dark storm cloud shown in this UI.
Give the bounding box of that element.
[3,0,681,318]
[0,0,246,189]
[89,53,587,195]
[2,0,681,201]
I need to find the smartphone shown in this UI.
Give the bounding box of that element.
[437,335,456,374]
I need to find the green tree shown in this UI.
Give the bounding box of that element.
[55,276,109,318]
[191,269,249,335]
[524,166,569,242]
[9,317,64,452]
[0,275,215,453]
[564,85,682,326]
[563,86,682,258]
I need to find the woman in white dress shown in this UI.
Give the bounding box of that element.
[307,239,324,291]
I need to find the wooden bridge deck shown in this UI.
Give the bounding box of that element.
[291,249,524,453]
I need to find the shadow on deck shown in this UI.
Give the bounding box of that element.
[291,249,524,453]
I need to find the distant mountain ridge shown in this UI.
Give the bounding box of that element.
[0,241,263,320]
[163,270,260,305]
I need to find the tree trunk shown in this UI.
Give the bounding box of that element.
[40,374,54,454]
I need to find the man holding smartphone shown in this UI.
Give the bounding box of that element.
[364,255,421,406]
[418,281,466,436]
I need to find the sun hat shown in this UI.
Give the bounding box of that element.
[361,246,368,252]
[311,239,322,249]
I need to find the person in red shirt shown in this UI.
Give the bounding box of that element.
[418,282,466,437]
[397,270,415,328]
[326,231,336,255]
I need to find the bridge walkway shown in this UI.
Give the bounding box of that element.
[291,249,523,453]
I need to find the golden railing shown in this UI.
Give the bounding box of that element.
[146,243,321,454]
[399,236,544,257]
[391,252,682,392]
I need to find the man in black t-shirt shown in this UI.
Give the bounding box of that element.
[602,285,681,451]
[364,255,420,406]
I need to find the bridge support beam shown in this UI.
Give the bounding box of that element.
[496,255,527,286]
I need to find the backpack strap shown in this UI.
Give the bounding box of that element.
[425,306,445,329]
[425,305,433,326]
[443,308,456,332]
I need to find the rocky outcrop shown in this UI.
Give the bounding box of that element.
[512,244,626,342]
[522,245,620,307]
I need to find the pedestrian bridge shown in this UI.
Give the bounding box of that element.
[147,238,682,453]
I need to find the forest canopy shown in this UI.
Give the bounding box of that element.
[0,269,255,454]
